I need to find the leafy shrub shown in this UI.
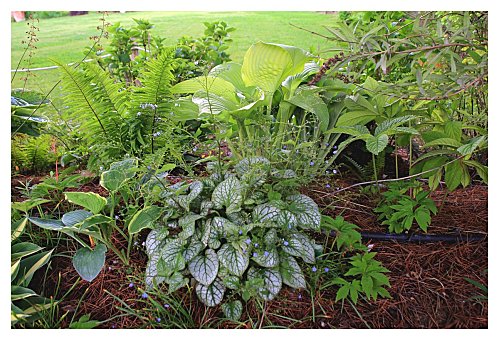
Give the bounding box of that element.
[138,157,322,320]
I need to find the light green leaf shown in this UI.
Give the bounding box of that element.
[444,121,463,142]
[374,115,417,136]
[247,267,282,301]
[222,275,240,290]
[62,210,93,227]
[212,177,243,214]
[189,249,219,286]
[72,244,106,282]
[221,300,243,321]
[457,135,487,156]
[422,137,462,149]
[172,76,236,97]
[445,161,463,191]
[128,206,163,235]
[286,87,329,132]
[196,278,226,307]
[64,192,107,214]
[218,243,249,276]
[279,253,306,289]
[293,233,316,264]
[11,199,52,214]
[100,169,127,192]
[336,110,378,126]
[192,91,238,115]
[366,134,389,155]
[414,208,431,232]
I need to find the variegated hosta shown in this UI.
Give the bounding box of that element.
[141,157,322,321]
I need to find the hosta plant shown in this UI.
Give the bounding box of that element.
[136,157,323,320]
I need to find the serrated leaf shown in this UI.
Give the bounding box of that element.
[335,284,350,302]
[457,135,486,156]
[62,210,93,227]
[279,253,306,289]
[195,278,226,307]
[72,244,106,282]
[64,192,107,214]
[189,249,219,285]
[285,194,321,230]
[222,300,243,321]
[247,267,282,301]
[366,134,389,155]
[422,137,462,149]
[414,208,431,231]
[252,203,280,223]
[252,248,279,268]
[212,177,243,214]
[217,244,249,276]
[128,206,163,235]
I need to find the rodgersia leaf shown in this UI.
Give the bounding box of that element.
[212,177,244,214]
[285,194,321,230]
[279,253,306,289]
[189,249,219,286]
[195,278,226,307]
[252,203,280,223]
[217,243,249,276]
[222,300,243,321]
[247,267,282,301]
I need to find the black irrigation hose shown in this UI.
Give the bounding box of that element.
[328,230,487,243]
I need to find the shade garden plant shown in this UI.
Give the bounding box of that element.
[11,11,488,329]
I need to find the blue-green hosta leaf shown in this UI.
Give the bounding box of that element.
[162,239,186,273]
[222,300,243,321]
[235,157,271,176]
[252,247,279,268]
[145,251,165,287]
[78,215,113,230]
[28,217,65,231]
[183,239,205,262]
[264,229,278,246]
[145,228,169,256]
[279,253,306,289]
[195,278,226,307]
[252,203,280,223]
[247,267,282,301]
[62,210,93,227]
[366,134,389,155]
[222,275,241,290]
[63,192,107,214]
[100,169,127,192]
[128,206,163,235]
[189,249,219,286]
[212,177,244,214]
[178,214,202,240]
[286,194,321,230]
[72,244,106,282]
[276,210,298,229]
[217,244,249,276]
[166,272,188,293]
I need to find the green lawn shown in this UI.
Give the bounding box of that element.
[11,11,339,93]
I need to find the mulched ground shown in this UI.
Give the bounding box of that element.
[13,172,488,329]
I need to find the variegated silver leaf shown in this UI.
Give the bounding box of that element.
[195,277,226,307]
[293,232,316,264]
[166,272,188,293]
[189,249,219,286]
[276,210,298,229]
[279,253,306,289]
[145,228,169,256]
[252,247,279,268]
[252,203,280,223]
[161,239,186,272]
[264,229,278,246]
[212,177,243,214]
[247,267,282,301]
[217,243,249,276]
[178,214,202,240]
[183,239,205,262]
[145,251,165,288]
[222,275,240,290]
[235,157,270,175]
[222,300,243,321]
[286,194,321,230]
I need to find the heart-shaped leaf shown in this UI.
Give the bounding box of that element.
[217,244,249,276]
[189,249,219,286]
[285,194,321,230]
[72,244,107,282]
[128,205,163,235]
[247,267,282,301]
[195,277,226,307]
[221,300,243,321]
[279,253,306,289]
[212,177,243,214]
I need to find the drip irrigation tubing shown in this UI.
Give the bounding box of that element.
[328,230,487,243]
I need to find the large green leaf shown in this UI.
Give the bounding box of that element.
[445,161,464,191]
[209,62,249,93]
[72,244,106,282]
[172,76,237,97]
[247,267,282,301]
[217,244,249,276]
[444,121,463,142]
[192,91,238,115]
[457,135,487,156]
[212,177,244,214]
[285,194,321,230]
[128,205,163,235]
[241,42,311,96]
[62,210,93,227]
[286,87,329,132]
[374,115,417,136]
[189,249,219,286]
[279,253,306,289]
[28,217,65,231]
[336,110,378,127]
[64,192,107,214]
[422,137,462,149]
[221,300,243,321]
[195,278,226,307]
[366,134,389,155]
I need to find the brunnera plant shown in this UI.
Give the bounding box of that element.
[132,157,322,321]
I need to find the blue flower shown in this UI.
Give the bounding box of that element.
[264,251,269,257]
[332,150,337,155]
[310,161,315,166]
[164,303,170,308]
[282,145,287,150]
[254,243,259,248]
[324,267,329,273]
[128,282,134,288]
[156,317,161,322]
[311,266,317,272]
[325,143,330,147]
[333,169,338,174]
[239,230,243,235]
[283,241,289,246]
[141,292,148,299]
[288,224,292,229]
[326,184,331,188]
[253,252,258,257]
[245,238,251,245]
[298,294,302,299]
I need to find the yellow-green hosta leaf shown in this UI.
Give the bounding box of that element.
[128,206,163,235]
[64,192,107,214]
[172,76,237,97]
[100,169,127,192]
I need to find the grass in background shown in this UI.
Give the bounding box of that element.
[11,11,339,94]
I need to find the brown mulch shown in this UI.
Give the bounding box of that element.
[16,174,488,329]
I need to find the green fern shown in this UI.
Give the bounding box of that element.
[12,134,56,173]
[344,151,385,181]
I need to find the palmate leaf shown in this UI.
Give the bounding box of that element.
[189,249,219,286]
[195,278,226,307]
[247,267,282,301]
[212,177,244,214]
[279,253,306,289]
[221,300,243,321]
[217,243,249,276]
